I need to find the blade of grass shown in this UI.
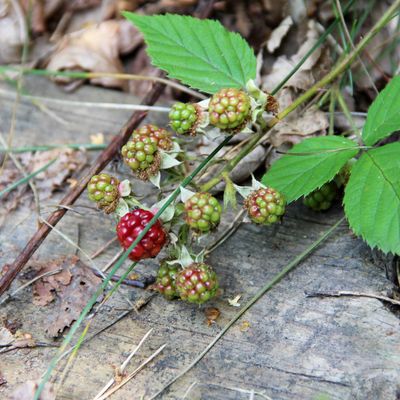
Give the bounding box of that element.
[0,158,57,198]
[148,217,345,399]
[0,143,108,153]
[0,67,206,100]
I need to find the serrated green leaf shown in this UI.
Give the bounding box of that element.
[262,136,359,202]
[363,76,400,146]
[122,12,256,94]
[344,143,400,254]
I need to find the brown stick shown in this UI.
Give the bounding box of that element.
[0,80,164,297]
[0,1,215,297]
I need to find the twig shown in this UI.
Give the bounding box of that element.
[305,290,400,306]
[90,237,118,259]
[96,343,167,400]
[93,328,154,400]
[101,249,124,273]
[0,72,166,297]
[91,269,155,289]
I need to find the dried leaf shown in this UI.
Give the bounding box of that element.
[228,294,242,307]
[266,16,293,53]
[0,1,26,63]
[204,307,221,326]
[269,105,329,147]
[31,256,102,337]
[10,381,55,400]
[46,20,142,89]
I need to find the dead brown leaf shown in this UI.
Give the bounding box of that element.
[204,307,220,326]
[266,16,293,53]
[31,256,102,337]
[10,381,55,400]
[269,105,329,147]
[0,0,26,64]
[46,20,142,89]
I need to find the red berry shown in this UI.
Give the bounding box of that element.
[116,209,167,262]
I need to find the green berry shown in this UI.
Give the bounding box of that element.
[121,134,160,180]
[87,173,120,214]
[154,261,180,300]
[208,88,251,132]
[176,263,219,304]
[303,181,338,211]
[185,192,222,233]
[169,102,199,135]
[245,187,286,225]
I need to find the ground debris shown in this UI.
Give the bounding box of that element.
[30,256,102,337]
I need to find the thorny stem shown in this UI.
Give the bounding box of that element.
[201,0,400,192]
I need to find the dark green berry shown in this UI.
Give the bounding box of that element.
[245,187,286,225]
[185,192,222,233]
[209,88,251,132]
[87,173,120,213]
[303,181,338,211]
[176,263,219,304]
[154,261,180,300]
[169,102,199,135]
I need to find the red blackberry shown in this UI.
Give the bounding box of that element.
[116,209,167,261]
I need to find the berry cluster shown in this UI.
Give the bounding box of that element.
[208,88,251,132]
[87,86,284,306]
[155,262,218,304]
[303,181,338,211]
[245,187,286,225]
[184,192,222,233]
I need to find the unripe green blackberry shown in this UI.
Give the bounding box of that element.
[185,192,222,233]
[244,187,286,225]
[303,181,338,211]
[154,261,180,300]
[135,124,173,151]
[169,102,199,135]
[209,88,251,132]
[121,133,160,180]
[87,173,120,213]
[176,263,219,304]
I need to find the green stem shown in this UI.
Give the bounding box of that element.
[149,217,346,399]
[34,135,232,400]
[200,0,400,192]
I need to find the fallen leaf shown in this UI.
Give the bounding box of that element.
[10,381,55,400]
[228,295,242,307]
[269,105,329,147]
[240,321,250,332]
[0,1,27,64]
[46,20,142,89]
[31,256,102,337]
[204,307,221,326]
[267,16,293,53]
